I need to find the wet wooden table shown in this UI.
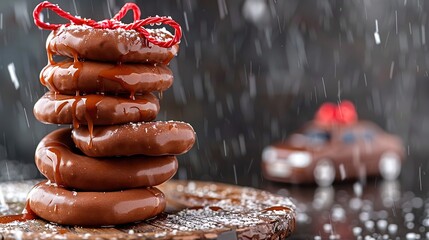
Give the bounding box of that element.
[0,180,295,240]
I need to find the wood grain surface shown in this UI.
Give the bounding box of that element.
[0,180,295,239]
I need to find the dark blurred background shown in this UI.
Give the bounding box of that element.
[0,0,428,191]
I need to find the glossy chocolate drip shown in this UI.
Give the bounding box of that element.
[36,128,179,191]
[0,200,38,224]
[34,92,160,126]
[98,64,166,99]
[28,181,166,226]
[46,147,64,186]
[40,60,173,97]
[72,121,196,157]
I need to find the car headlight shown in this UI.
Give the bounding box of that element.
[287,151,312,168]
[262,147,278,163]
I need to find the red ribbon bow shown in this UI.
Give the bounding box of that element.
[33,1,182,48]
[315,101,358,125]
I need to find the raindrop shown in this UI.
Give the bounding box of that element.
[331,206,345,222]
[374,19,381,45]
[7,63,20,90]
[404,212,415,222]
[387,223,398,235]
[23,107,30,128]
[405,232,420,240]
[353,182,363,197]
[329,234,340,240]
[321,77,327,98]
[314,160,335,187]
[389,61,395,80]
[323,223,332,233]
[353,227,362,236]
[359,212,370,222]
[406,222,415,229]
[183,12,189,31]
[395,10,398,34]
[377,219,388,231]
[364,220,375,231]
[217,0,228,19]
[411,197,423,209]
[232,164,237,184]
[339,164,346,180]
[296,212,310,223]
[72,0,78,15]
[349,197,363,210]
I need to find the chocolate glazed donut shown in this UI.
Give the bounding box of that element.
[72,121,196,157]
[47,26,179,64]
[34,92,160,126]
[40,60,173,96]
[28,181,165,226]
[35,128,178,191]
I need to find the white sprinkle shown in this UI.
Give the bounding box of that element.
[13,230,23,240]
[7,63,20,89]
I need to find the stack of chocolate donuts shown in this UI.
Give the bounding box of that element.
[28,12,195,225]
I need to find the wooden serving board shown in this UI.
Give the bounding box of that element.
[0,180,295,239]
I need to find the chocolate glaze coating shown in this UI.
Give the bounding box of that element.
[34,92,159,126]
[47,26,179,63]
[72,121,196,157]
[28,181,165,226]
[40,60,173,96]
[35,128,178,191]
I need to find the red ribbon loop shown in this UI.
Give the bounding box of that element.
[315,101,358,125]
[33,1,182,48]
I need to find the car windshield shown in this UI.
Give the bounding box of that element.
[342,131,356,144]
[362,130,375,141]
[305,130,331,144]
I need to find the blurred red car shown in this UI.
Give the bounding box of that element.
[261,101,405,186]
